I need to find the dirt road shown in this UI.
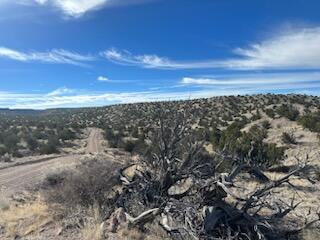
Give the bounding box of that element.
[0,128,104,197]
[85,128,104,154]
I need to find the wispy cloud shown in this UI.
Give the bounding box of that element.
[48,0,109,18]
[0,73,320,109]
[104,27,320,70]
[0,89,234,109]
[97,75,110,81]
[4,0,151,18]
[227,27,320,70]
[102,48,197,69]
[181,72,320,86]
[0,47,94,66]
[47,87,75,96]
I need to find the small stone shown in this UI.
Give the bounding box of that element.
[56,227,63,236]
[168,178,193,197]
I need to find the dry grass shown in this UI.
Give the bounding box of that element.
[118,227,145,240]
[115,222,168,240]
[81,206,104,240]
[145,222,170,240]
[0,199,52,238]
[301,229,320,240]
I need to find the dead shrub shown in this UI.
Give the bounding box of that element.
[43,159,121,218]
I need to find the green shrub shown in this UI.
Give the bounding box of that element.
[261,120,271,129]
[0,145,8,156]
[277,104,299,121]
[104,128,122,148]
[40,136,59,154]
[281,131,297,144]
[263,143,286,167]
[210,126,221,148]
[58,128,76,141]
[251,110,262,121]
[123,140,136,153]
[265,108,275,118]
[299,111,320,132]
[218,121,243,152]
[26,135,38,151]
[3,133,19,153]
[217,124,284,168]
[131,127,139,138]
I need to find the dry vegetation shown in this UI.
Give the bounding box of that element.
[0,94,320,239]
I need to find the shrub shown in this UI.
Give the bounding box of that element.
[281,131,297,144]
[261,120,271,129]
[251,110,261,121]
[218,121,243,151]
[263,143,286,167]
[26,135,38,151]
[210,126,221,148]
[104,128,122,148]
[217,124,284,168]
[0,145,8,156]
[221,114,232,122]
[33,130,47,140]
[265,108,275,118]
[131,127,139,138]
[276,104,299,121]
[43,160,121,212]
[58,128,76,141]
[123,140,136,153]
[40,136,59,154]
[45,171,66,186]
[3,133,19,153]
[299,111,320,132]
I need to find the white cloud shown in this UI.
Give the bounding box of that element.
[0,90,230,109]
[34,0,48,4]
[4,0,147,18]
[226,27,320,70]
[1,77,320,109]
[104,27,320,70]
[102,48,192,69]
[0,47,94,66]
[5,0,109,17]
[52,0,109,18]
[47,87,75,96]
[97,76,110,81]
[181,72,320,86]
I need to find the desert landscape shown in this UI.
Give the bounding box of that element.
[0,94,319,240]
[1,1,320,239]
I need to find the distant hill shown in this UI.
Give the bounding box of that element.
[0,108,44,116]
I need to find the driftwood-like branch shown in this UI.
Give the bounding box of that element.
[242,165,306,212]
[125,208,160,227]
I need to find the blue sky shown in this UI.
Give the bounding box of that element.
[0,0,320,109]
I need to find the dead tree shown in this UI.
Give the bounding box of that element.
[112,103,319,240]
